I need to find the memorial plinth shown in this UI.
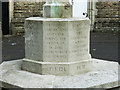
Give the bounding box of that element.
[0,0,119,89]
[21,1,92,75]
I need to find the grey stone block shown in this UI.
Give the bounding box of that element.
[43,3,72,18]
[22,17,92,75]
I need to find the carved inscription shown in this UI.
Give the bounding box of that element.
[44,22,68,61]
[69,22,89,60]
[49,67,66,71]
[77,64,86,70]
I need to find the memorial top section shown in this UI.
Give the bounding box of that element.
[43,0,72,18]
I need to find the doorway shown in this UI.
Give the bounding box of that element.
[1,1,9,35]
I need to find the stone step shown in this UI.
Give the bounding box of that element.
[0,59,119,88]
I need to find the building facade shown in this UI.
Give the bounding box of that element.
[9,0,45,35]
[94,1,119,32]
[1,0,119,35]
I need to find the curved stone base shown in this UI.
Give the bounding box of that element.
[0,59,119,88]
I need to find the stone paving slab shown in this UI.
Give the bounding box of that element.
[0,58,119,88]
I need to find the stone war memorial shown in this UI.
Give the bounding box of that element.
[0,0,119,88]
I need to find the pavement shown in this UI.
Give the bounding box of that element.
[1,32,120,63]
[2,35,25,61]
[90,32,119,62]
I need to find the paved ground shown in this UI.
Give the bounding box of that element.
[1,32,120,63]
[0,59,119,88]
[90,32,119,62]
[2,35,25,61]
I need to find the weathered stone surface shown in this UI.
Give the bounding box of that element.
[0,59,119,88]
[22,59,92,76]
[24,17,91,62]
[43,3,72,18]
[21,17,91,75]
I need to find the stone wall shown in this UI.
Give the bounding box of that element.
[11,1,45,35]
[94,1,119,32]
[10,1,120,35]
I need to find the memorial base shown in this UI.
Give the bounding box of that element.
[22,59,92,76]
[0,59,119,88]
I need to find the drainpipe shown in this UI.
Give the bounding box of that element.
[9,0,14,34]
[87,0,97,31]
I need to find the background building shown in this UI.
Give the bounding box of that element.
[94,1,119,32]
[0,0,119,35]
